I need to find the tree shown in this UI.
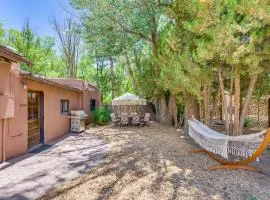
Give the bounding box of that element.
[72,0,176,124]
[0,22,5,43]
[50,17,80,78]
[6,19,55,75]
[71,0,270,133]
[77,50,95,83]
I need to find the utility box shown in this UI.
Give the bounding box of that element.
[0,95,14,119]
[70,110,88,133]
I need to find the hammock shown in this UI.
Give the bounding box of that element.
[188,118,270,171]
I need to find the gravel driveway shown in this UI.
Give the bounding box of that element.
[0,132,108,200]
[41,123,270,200]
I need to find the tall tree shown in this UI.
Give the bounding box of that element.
[50,17,80,78]
[6,19,55,75]
[71,0,270,133]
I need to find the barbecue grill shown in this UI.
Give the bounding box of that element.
[70,110,88,133]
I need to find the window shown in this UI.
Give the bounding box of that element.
[90,99,96,112]
[28,92,40,120]
[60,100,70,114]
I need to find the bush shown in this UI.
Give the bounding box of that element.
[92,106,111,125]
[243,117,253,128]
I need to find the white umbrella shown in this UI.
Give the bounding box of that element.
[112,93,146,106]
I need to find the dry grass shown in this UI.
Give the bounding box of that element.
[40,122,270,200]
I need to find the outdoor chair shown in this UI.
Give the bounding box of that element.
[141,113,150,125]
[131,113,140,126]
[110,113,120,126]
[120,114,129,126]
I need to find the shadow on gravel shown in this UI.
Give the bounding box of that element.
[40,124,270,200]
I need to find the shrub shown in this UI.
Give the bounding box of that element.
[92,106,111,125]
[243,117,253,128]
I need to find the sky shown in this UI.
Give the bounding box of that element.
[0,0,74,50]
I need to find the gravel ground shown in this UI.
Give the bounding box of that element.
[40,122,270,200]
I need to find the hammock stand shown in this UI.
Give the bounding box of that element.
[188,119,270,172]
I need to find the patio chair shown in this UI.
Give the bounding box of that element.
[110,113,120,126]
[120,114,129,126]
[131,113,140,126]
[141,113,150,125]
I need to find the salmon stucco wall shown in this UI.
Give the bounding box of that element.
[0,62,28,161]
[23,79,82,144]
[83,89,101,124]
[49,78,101,124]
[1,62,100,162]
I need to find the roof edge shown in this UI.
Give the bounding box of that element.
[0,45,32,66]
[21,73,83,92]
[48,77,99,91]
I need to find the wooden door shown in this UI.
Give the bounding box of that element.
[28,91,40,149]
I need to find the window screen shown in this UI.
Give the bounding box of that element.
[60,100,70,114]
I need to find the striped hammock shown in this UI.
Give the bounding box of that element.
[188,119,266,159]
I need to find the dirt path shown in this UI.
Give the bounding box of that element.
[41,123,270,200]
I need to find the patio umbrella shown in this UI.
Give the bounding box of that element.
[112,93,146,106]
[112,93,147,116]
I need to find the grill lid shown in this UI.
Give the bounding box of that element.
[70,110,88,119]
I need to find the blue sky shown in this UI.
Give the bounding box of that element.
[0,0,74,49]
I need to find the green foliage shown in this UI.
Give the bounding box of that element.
[5,20,56,76]
[70,0,270,114]
[0,19,93,81]
[92,106,111,125]
[243,117,253,128]
[0,22,5,43]
[1,0,269,117]
[77,51,96,83]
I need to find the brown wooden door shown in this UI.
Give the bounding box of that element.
[28,91,41,149]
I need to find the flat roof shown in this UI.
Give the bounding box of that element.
[0,45,32,66]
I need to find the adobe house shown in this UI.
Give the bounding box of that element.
[0,45,100,162]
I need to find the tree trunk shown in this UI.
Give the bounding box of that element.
[109,57,116,99]
[199,93,203,123]
[153,97,160,122]
[257,99,260,124]
[203,85,211,127]
[229,70,234,133]
[159,94,171,125]
[211,87,220,123]
[125,52,138,92]
[184,95,200,135]
[233,66,241,135]
[218,68,229,133]
[168,94,178,128]
[239,73,258,132]
[178,105,185,127]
